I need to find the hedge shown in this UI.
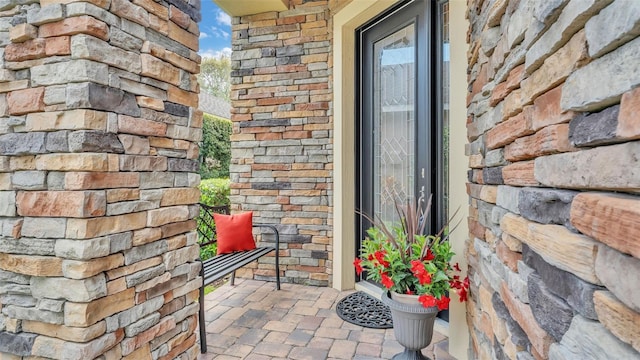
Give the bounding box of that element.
[199,113,232,179]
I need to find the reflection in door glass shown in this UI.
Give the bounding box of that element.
[373,24,415,224]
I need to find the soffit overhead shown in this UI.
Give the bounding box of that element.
[213,0,289,16]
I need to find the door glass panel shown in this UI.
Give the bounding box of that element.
[373,24,416,223]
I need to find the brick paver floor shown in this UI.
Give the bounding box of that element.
[197,279,456,360]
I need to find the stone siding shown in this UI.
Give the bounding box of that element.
[466,0,640,359]
[229,0,333,286]
[0,0,202,358]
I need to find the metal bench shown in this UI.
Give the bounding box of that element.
[196,203,281,353]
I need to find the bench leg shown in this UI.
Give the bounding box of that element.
[199,267,207,353]
[230,271,236,286]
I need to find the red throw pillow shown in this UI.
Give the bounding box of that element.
[214,211,256,255]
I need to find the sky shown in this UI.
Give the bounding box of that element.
[199,1,232,59]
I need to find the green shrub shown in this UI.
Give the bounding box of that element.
[199,113,232,179]
[197,178,231,261]
[199,178,230,207]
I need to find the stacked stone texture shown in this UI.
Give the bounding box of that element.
[229,0,333,287]
[466,0,640,359]
[0,0,202,359]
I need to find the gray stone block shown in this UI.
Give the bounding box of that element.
[492,292,530,348]
[483,166,504,185]
[109,26,143,51]
[0,294,36,307]
[518,187,577,228]
[527,273,573,341]
[167,158,197,172]
[37,298,64,312]
[595,244,640,313]
[45,131,69,152]
[125,264,165,288]
[31,274,107,302]
[0,269,30,284]
[497,186,521,214]
[562,35,640,112]
[67,82,141,117]
[66,2,119,26]
[21,217,66,238]
[71,35,142,73]
[164,102,189,117]
[55,238,110,260]
[26,4,64,25]
[548,315,640,360]
[535,142,640,190]
[32,60,109,86]
[0,132,46,155]
[0,331,37,356]
[585,0,640,58]
[124,240,168,265]
[569,105,619,147]
[0,238,54,256]
[12,171,46,190]
[68,131,124,153]
[276,45,304,57]
[125,312,160,337]
[522,245,601,319]
[485,149,506,167]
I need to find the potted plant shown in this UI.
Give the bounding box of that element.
[354,190,469,360]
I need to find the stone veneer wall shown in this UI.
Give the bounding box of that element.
[0,0,203,359]
[229,0,333,286]
[466,0,640,359]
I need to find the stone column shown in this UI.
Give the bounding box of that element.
[0,0,202,359]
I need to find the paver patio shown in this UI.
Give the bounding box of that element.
[197,279,456,359]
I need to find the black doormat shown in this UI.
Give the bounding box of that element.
[336,291,393,329]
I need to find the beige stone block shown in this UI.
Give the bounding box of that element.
[66,212,147,239]
[24,110,108,131]
[132,227,163,246]
[160,187,200,207]
[9,156,36,171]
[22,320,106,342]
[0,80,29,93]
[35,153,109,171]
[501,213,601,284]
[0,254,63,276]
[147,205,190,227]
[617,86,640,140]
[571,192,640,258]
[107,277,127,295]
[17,191,105,218]
[9,23,37,43]
[62,253,124,279]
[140,54,180,86]
[167,20,198,50]
[65,288,135,326]
[122,344,152,360]
[521,30,589,105]
[106,189,140,203]
[136,96,164,111]
[132,0,169,18]
[594,291,640,353]
[167,85,198,108]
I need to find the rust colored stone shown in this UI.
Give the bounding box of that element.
[7,87,45,115]
[39,16,109,41]
[486,109,534,150]
[502,161,539,187]
[504,124,575,161]
[4,38,45,61]
[618,86,640,140]
[570,192,640,259]
[531,85,575,131]
[45,36,71,56]
[17,191,106,218]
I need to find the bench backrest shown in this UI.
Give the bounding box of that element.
[197,203,230,248]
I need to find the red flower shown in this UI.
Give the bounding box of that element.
[410,260,432,285]
[423,249,435,261]
[405,289,414,295]
[380,272,394,289]
[354,258,363,275]
[436,296,450,310]
[368,254,374,261]
[418,294,437,308]
[457,287,468,302]
[374,250,390,268]
[453,262,461,271]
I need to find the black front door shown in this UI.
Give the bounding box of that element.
[356,0,433,252]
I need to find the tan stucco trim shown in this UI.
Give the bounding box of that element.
[448,0,470,358]
[213,0,288,16]
[333,0,469,358]
[332,0,398,292]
